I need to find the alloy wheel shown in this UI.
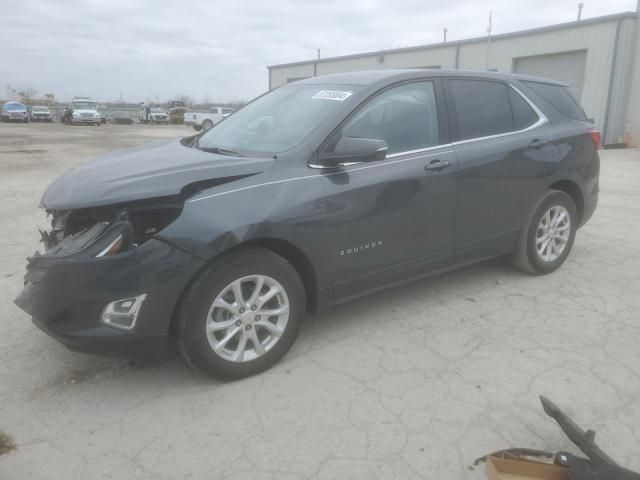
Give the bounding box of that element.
[535,205,571,262]
[205,275,290,363]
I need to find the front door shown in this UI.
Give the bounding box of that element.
[317,80,458,303]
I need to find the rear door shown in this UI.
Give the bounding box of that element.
[444,77,558,263]
[318,79,459,302]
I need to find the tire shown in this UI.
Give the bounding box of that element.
[202,119,213,131]
[177,247,305,379]
[512,189,577,275]
[193,125,202,131]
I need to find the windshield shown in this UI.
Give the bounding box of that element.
[72,102,96,110]
[32,106,48,112]
[4,103,25,111]
[198,84,361,155]
[150,108,165,113]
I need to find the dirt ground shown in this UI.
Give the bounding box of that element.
[1,122,639,480]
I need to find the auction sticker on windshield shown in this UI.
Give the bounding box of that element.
[312,90,354,101]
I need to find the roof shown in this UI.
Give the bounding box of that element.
[268,11,637,70]
[291,68,568,87]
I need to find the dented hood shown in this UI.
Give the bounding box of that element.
[41,138,274,210]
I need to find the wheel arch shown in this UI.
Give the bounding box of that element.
[168,237,320,340]
[240,238,319,313]
[548,179,584,225]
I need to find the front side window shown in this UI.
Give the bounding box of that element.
[198,84,362,155]
[341,81,440,155]
[449,79,514,140]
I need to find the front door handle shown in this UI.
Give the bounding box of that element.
[529,138,548,149]
[425,159,451,172]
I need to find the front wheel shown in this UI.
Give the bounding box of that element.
[177,248,305,379]
[512,190,577,275]
[202,119,213,131]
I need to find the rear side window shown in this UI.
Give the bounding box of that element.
[509,89,539,130]
[522,81,586,121]
[449,80,513,140]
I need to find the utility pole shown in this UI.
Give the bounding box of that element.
[317,49,321,59]
[577,2,584,20]
[485,10,492,70]
[443,28,448,43]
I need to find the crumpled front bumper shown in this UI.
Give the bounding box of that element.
[15,238,206,361]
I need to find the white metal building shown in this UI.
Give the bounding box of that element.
[268,11,640,146]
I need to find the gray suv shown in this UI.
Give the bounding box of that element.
[16,70,599,379]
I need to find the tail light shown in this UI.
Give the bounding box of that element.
[589,130,601,149]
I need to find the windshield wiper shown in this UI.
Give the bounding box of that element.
[197,146,245,157]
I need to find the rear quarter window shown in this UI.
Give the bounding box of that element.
[522,81,586,121]
[508,88,539,130]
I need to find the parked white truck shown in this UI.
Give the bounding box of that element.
[64,97,101,126]
[184,106,234,131]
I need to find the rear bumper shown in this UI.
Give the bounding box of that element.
[580,155,599,227]
[15,238,206,361]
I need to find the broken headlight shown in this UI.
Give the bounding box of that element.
[39,200,182,259]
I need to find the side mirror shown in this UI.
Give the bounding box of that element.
[318,137,388,168]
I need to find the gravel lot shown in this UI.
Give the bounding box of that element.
[1,122,639,480]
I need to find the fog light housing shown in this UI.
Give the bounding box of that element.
[101,294,147,330]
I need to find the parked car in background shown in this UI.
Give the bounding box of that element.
[112,111,134,125]
[15,70,600,379]
[184,106,234,131]
[140,107,169,124]
[65,97,101,126]
[1,102,29,122]
[29,105,53,122]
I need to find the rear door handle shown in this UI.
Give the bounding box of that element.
[424,159,450,172]
[529,138,548,149]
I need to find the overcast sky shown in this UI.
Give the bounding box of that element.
[1,0,636,103]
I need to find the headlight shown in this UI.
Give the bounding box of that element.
[95,234,125,257]
[94,113,100,118]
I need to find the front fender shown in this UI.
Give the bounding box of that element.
[156,171,331,288]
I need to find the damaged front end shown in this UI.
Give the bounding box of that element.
[15,194,207,360]
[38,197,183,259]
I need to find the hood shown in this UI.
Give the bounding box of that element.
[73,109,98,114]
[42,138,274,210]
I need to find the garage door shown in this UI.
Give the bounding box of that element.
[514,50,587,100]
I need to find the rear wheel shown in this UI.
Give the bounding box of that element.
[512,190,577,275]
[177,248,305,379]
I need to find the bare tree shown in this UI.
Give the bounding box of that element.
[174,94,192,107]
[18,87,38,102]
[4,85,18,101]
[229,98,247,109]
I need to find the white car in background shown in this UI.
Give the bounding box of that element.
[29,106,53,122]
[184,106,234,131]
[140,107,170,124]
